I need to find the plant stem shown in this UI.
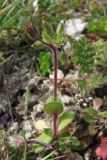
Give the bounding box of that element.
[38,40,58,137]
[53,112,58,138]
[51,46,58,99]
[51,46,58,138]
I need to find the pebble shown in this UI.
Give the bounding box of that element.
[83,103,87,107]
[9,122,18,132]
[25,132,32,139]
[34,119,49,133]
[49,69,64,83]
[36,104,44,113]
[22,120,32,132]
[88,97,93,101]
[61,95,71,104]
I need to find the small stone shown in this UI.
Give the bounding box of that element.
[83,103,87,107]
[88,97,93,101]
[49,69,64,83]
[34,119,49,133]
[36,103,44,113]
[9,122,18,132]
[25,132,32,139]
[61,95,71,104]
[22,120,32,132]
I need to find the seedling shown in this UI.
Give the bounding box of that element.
[29,23,76,156]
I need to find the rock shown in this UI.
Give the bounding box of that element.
[34,119,49,133]
[93,97,103,111]
[22,120,32,132]
[25,132,32,139]
[41,79,52,91]
[63,18,87,38]
[61,95,71,104]
[9,122,18,132]
[88,97,93,101]
[33,103,44,113]
[49,69,64,83]
[83,103,87,107]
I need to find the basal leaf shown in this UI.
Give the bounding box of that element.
[32,129,53,153]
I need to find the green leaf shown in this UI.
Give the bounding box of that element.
[32,129,53,153]
[98,111,107,117]
[56,21,64,36]
[37,51,52,76]
[77,80,87,91]
[32,41,45,48]
[43,23,53,37]
[69,136,80,149]
[83,113,95,124]
[42,31,54,44]
[83,108,98,116]
[44,96,63,115]
[58,112,75,132]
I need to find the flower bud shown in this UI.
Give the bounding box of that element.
[25,22,39,41]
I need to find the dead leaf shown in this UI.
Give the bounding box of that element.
[93,98,103,111]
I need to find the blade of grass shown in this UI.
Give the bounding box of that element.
[41,151,55,160]
[0,4,13,16]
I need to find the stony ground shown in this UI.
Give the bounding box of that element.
[0,40,107,160]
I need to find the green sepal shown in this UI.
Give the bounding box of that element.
[44,96,63,115]
[32,41,45,48]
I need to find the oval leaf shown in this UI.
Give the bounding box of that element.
[58,111,75,132]
[42,32,54,44]
[32,41,45,48]
[32,129,53,153]
[44,96,63,115]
